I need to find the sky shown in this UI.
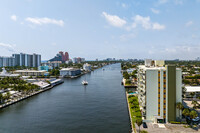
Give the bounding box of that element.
[0,0,200,60]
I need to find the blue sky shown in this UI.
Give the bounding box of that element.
[0,0,200,60]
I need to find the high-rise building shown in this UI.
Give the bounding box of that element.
[12,53,41,67]
[12,54,20,66]
[137,59,182,123]
[0,56,15,67]
[49,51,69,63]
[65,52,69,61]
[72,57,85,64]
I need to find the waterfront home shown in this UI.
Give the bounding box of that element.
[184,86,200,98]
[60,68,81,77]
[13,70,49,76]
[83,63,91,71]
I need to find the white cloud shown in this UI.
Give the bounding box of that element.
[10,15,17,21]
[25,17,64,26]
[152,23,165,30]
[132,15,165,30]
[102,12,126,27]
[102,13,165,31]
[185,21,193,27]
[151,8,160,14]
[0,43,16,52]
[133,15,151,29]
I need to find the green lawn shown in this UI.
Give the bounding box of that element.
[128,95,142,128]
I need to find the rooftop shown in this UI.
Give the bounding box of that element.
[60,68,80,71]
[14,70,47,73]
[185,86,200,92]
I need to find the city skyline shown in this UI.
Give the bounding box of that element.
[0,0,200,60]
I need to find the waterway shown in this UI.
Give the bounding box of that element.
[0,63,131,133]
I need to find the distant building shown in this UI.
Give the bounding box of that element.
[185,86,200,98]
[196,57,200,61]
[65,59,72,64]
[42,61,62,69]
[0,67,19,77]
[12,53,41,67]
[104,58,116,61]
[38,65,52,71]
[73,57,85,64]
[83,63,91,71]
[137,59,182,123]
[60,68,81,77]
[13,70,49,76]
[49,51,69,63]
[0,56,15,67]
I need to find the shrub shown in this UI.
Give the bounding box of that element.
[140,130,148,133]
[170,121,187,124]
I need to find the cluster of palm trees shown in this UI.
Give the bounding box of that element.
[176,102,198,124]
[0,92,11,104]
[0,77,39,104]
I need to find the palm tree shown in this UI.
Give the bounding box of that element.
[136,119,142,133]
[182,108,190,118]
[197,96,200,101]
[190,110,198,119]
[176,102,184,120]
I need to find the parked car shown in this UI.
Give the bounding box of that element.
[143,122,147,128]
[192,117,200,122]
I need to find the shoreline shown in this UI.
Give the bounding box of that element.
[0,79,64,109]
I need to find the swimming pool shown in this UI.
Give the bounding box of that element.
[129,92,137,95]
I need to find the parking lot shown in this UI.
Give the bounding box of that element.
[135,122,200,133]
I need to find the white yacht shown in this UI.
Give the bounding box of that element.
[82,80,88,85]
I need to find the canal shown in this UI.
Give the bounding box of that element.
[0,63,131,133]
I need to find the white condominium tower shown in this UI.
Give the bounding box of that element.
[12,53,41,67]
[137,59,182,123]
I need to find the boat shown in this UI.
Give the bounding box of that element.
[82,80,88,85]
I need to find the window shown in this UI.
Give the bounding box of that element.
[164,71,166,74]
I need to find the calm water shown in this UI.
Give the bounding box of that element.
[0,63,130,133]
